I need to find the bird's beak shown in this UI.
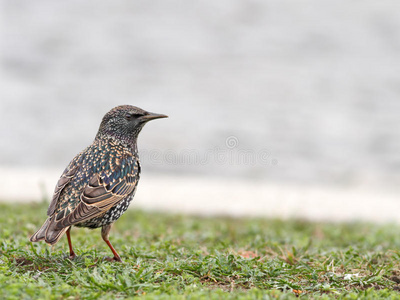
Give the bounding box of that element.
[141,112,168,121]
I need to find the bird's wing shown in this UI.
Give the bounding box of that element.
[47,155,81,216]
[55,154,140,228]
[30,152,84,244]
[34,144,140,245]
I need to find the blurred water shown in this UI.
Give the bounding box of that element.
[1,0,400,188]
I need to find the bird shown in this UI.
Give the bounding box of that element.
[30,105,167,262]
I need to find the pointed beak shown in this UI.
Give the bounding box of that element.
[141,112,168,121]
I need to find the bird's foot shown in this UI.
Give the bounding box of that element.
[68,252,77,260]
[104,256,122,263]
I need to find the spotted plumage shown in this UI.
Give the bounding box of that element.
[30,105,167,262]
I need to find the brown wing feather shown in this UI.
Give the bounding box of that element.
[57,174,137,228]
[34,172,137,245]
[31,142,139,245]
[47,164,79,216]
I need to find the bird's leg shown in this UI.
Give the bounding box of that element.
[101,224,122,262]
[66,227,76,260]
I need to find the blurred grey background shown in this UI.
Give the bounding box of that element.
[1,0,400,199]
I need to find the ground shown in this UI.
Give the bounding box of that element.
[1,201,400,299]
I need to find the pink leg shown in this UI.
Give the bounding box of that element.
[101,224,122,262]
[66,227,76,259]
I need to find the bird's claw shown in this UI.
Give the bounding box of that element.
[68,253,77,260]
[104,256,122,263]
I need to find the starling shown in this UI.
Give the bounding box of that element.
[30,105,167,262]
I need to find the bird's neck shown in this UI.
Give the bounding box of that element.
[95,133,139,155]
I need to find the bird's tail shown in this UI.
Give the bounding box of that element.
[30,217,68,245]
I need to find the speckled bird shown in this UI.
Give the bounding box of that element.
[30,105,167,262]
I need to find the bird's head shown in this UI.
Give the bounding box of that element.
[96,105,168,145]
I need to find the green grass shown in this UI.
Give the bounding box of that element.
[1,201,400,299]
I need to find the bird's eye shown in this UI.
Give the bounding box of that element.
[125,114,142,121]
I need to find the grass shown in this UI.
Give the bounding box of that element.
[1,201,400,299]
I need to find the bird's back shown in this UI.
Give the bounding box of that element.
[30,138,141,244]
[54,139,140,221]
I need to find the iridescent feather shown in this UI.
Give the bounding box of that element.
[30,105,167,261]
